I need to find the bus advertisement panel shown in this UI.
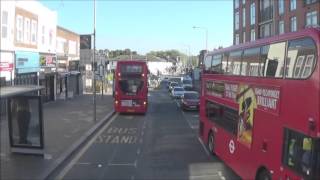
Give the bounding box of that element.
[114,60,148,114]
[199,28,320,180]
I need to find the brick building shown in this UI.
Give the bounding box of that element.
[233,0,320,45]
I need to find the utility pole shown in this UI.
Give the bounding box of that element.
[93,0,96,121]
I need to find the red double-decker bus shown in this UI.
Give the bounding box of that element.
[114,60,148,114]
[199,28,320,180]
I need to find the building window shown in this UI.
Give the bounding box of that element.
[305,0,318,5]
[24,18,30,44]
[49,29,53,46]
[279,0,284,15]
[260,0,273,22]
[31,20,37,45]
[243,31,246,43]
[260,23,272,38]
[279,20,284,34]
[243,7,246,27]
[250,29,255,41]
[290,16,297,32]
[250,3,255,25]
[242,0,245,5]
[306,11,318,27]
[42,26,45,45]
[235,0,239,9]
[69,40,77,55]
[16,15,23,43]
[235,34,240,45]
[235,11,240,30]
[290,0,296,11]
[1,11,8,38]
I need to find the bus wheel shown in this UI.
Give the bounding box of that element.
[256,169,271,180]
[207,132,215,155]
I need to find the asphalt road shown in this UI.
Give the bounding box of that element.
[54,83,240,180]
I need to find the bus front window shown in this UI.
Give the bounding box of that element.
[119,78,143,96]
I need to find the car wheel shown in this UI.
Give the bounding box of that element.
[207,132,215,155]
[256,169,272,180]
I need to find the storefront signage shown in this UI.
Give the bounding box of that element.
[15,51,40,74]
[40,55,57,67]
[80,35,92,49]
[0,62,13,71]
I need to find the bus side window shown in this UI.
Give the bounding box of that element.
[242,47,260,77]
[222,53,228,74]
[261,42,286,78]
[212,54,222,74]
[229,51,242,76]
[204,55,213,73]
[286,38,317,79]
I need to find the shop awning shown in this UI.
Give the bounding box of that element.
[0,85,44,99]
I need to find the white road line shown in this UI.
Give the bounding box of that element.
[76,162,91,165]
[218,171,226,180]
[108,163,136,166]
[198,137,210,157]
[189,174,220,179]
[55,113,118,180]
[131,175,135,180]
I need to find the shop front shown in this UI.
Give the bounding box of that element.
[39,54,57,102]
[0,51,14,86]
[14,51,40,85]
[68,60,81,97]
[56,56,69,100]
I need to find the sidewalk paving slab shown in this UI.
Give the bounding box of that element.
[0,94,114,180]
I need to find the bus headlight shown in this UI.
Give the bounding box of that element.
[143,101,147,105]
[115,100,118,105]
[142,73,145,77]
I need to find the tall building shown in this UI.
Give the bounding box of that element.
[233,0,320,45]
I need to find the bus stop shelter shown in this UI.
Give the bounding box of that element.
[0,85,45,155]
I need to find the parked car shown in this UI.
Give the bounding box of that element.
[180,91,200,110]
[168,82,179,92]
[171,87,184,99]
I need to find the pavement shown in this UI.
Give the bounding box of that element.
[0,93,115,180]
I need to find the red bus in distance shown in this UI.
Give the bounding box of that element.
[114,60,148,114]
[199,28,320,180]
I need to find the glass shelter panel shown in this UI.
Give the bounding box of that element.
[8,96,43,148]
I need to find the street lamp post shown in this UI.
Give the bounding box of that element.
[192,26,208,51]
[93,0,96,121]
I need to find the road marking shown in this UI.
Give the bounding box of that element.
[55,113,118,180]
[108,163,135,166]
[198,137,210,157]
[181,110,193,129]
[218,171,226,180]
[136,148,141,155]
[189,174,220,179]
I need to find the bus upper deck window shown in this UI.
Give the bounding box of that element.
[285,38,317,79]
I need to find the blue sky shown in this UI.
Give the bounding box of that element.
[41,0,233,55]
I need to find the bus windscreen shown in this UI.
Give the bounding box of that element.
[119,78,144,96]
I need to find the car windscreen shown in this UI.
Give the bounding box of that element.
[184,93,199,99]
[119,77,144,95]
[183,80,192,84]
